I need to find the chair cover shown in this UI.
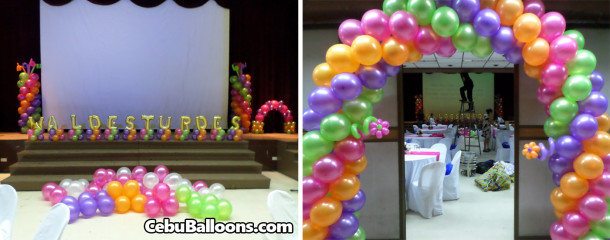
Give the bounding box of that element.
[443,151,462,201]
[430,143,447,164]
[33,203,70,240]
[0,185,17,240]
[438,138,453,164]
[450,136,463,160]
[413,125,419,132]
[265,190,297,240]
[422,124,428,128]
[495,131,511,162]
[408,161,445,219]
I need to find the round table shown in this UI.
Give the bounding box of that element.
[405,134,444,148]
[405,149,440,210]
[420,128,449,134]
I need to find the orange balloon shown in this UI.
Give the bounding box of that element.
[550,188,578,212]
[123,180,140,198]
[583,131,610,157]
[405,41,423,63]
[115,195,131,214]
[345,156,367,175]
[106,181,124,199]
[312,63,336,87]
[496,0,524,26]
[234,108,243,115]
[351,35,383,65]
[230,101,238,109]
[597,114,610,132]
[92,129,100,135]
[326,44,360,73]
[131,194,147,213]
[381,37,409,66]
[17,107,25,114]
[20,100,29,108]
[52,135,59,141]
[522,38,549,66]
[523,62,542,79]
[310,197,343,227]
[127,135,134,141]
[245,74,251,82]
[161,135,168,141]
[480,0,498,10]
[513,13,541,43]
[303,220,328,240]
[560,172,589,199]
[329,173,360,201]
[30,87,40,95]
[25,93,34,101]
[89,135,96,141]
[554,209,565,220]
[574,152,604,179]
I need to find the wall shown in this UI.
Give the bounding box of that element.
[423,73,495,116]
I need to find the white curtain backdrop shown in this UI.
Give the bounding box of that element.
[423,73,494,116]
[40,0,229,129]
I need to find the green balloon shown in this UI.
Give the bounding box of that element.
[606,196,610,214]
[472,36,492,58]
[72,135,78,141]
[34,129,41,135]
[245,94,252,102]
[187,196,204,218]
[562,75,592,101]
[591,215,610,238]
[579,231,604,240]
[175,185,192,203]
[19,72,29,80]
[320,113,351,141]
[147,129,153,135]
[303,155,316,169]
[303,131,334,160]
[217,199,233,220]
[566,49,597,76]
[201,204,220,221]
[17,80,24,88]
[544,117,570,139]
[452,23,478,52]
[342,98,373,123]
[215,135,222,141]
[348,226,366,240]
[359,87,384,104]
[304,165,313,177]
[431,7,459,37]
[229,75,238,84]
[202,194,219,206]
[354,211,361,218]
[383,0,408,16]
[564,30,585,50]
[111,128,118,135]
[35,107,42,113]
[190,191,202,200]
[233,82,242,90]
[30,135,37,141]
[406,0,436,25]
[183,129,190,135]
[31,113,41,121]
[143,134,150,141]
[75,129,82,135]
[240,88,249,96]
[549,97,579,123]
[108,135,115,141]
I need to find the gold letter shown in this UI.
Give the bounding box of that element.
[70,114,82,129]
[230,116,241,130]
[88,115,101,130]
[195,116,207,130]
[180,116,191,130]
[125,116,136,130]
[28,116,44,130]
[213,116,222,130]
[142,115,154,130]
[159,116,172,129]
[47,116,58,131]
[107,116,118,130]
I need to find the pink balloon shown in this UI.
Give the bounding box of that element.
[545,104,551,117]
[93,168,107,187]
[154,165,169,181]
[414,26,441,55]
[334,136,365,163]
[562,212,590,237]
[537,85,563,106]
[603,154,610,170]
[549,221,577,240]
[169,191,175,199]
[361,9,391,41]
[389,10,418,42]
[255,114,264,122]
[436,37,457,57]
[578,194,608,221]
[106,169,116,181]
[162,197,180,216]
[49,187,67,205]
[549,36,578,63]
[312,154,345,183]
[131,166,147,183]
[540,62,568,88]
[86,184,101,195]
[523,0,545,18]
[303,203,312,220]
[192,181,208,191]
[153,183,171,202]
[590,171,610,196]
[539,12,566,42]
[117,174,131,185]
[144,199,162,218]
[41,182,58,201]
[143,188,154,199]
[302,176,329,205]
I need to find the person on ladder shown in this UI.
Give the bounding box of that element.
[460,73,474,112]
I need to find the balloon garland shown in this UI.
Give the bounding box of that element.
[229,63,253,133]
[252,100,296,134]
[303,0,609,239]
[16,59,42,135]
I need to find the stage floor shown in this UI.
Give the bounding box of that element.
[3,171,297,240]
[0,132,298,141]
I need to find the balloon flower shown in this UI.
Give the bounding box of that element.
[522,142,541,160]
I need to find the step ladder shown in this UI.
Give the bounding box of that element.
[458,100,481,155]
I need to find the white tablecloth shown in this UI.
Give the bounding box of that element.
[405,135,444,148]
[420,128,449,134]
[405,149,440,211]
[508,135,514,163]
[495,129,514,162]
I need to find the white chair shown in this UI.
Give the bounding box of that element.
[438,138,453,164]
[0,185,18,240]
[413,125,419,132]
[422,124,428,128]
[408,162,445,219]
[430,143,447,164]
[33,203,70,240]
[264,190,297,240]
[444,151,462,201]
[451,135,463,159]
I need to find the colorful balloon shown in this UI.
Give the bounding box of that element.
[436,37,457,57]
[452,0,480,23]
[562,211,590,237]
[320,113,352,141]
[560,172,589,199]
[562,75,592,102]
[512,13,541,43]
[361,9,391,41]
[523,0,545,18]
[495,0,523,26]
[330,73,363,100]
[473,9,501,37]
[351,35,383,65]
[522,38,549,66]
[569,113,598,140]
[573,153,604,180]
[313,154,345,183]
[381,37,409,66]
[414,26,441,55]
[329,173,361,201]
[539,12,566,42]
[389,11,419,42]
[582,131,610,157]
[310,197,343,227]
[308,87,342,115]
[550,188,578,213]
[326,44,360,74]
[338,19,364,46]
[334,136,365,163]
[490,26,515,54]
[431,7,459,37]
[549,36,578,63]
[406,0,436,25]
[472,36,493,58]
[452,23,478,52]
[563,30,585,50]
[578,91,608,117]
[342,98,373,123]
[303,131,334,161]
[589,71,605,92]
[312,63,336,87]
[566,50,597,76]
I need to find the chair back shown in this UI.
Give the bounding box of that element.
[422,124,428,128]
[430,143,447,164]
[443,151,462,201]
[267,190,297,240]
[0,185,17,240]
[33,203,70,240]
[413,125,419,132]
[419,162,445,190]
[438,138,453,163]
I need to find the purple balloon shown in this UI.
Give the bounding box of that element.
[589,71,605,92]
[60,199,80,223]
[473,9,501,37]
[452,0,480,23]
[26,106,35,115]
[357,65,387,90]
[342,190,366,212]
[95,190,110,201]
[303,108,326,132]
[309,87,342,115]
[31,99,41,107]
[61,196,77,205]
[361,9,390,41]
[435,0,452,7]
[329,212,359,239]
[578,91,608,117]
[523,0,545,18]
[556,135,583,159]
[226,134,233,140]
[491,26,516,54]
[35,94,41,100]
[303,176,329,205]
[79,198,98,217]
[548,154,574,175]
[20,113,29,122]
[389,10,419,42]
[38,134,44,141]
[97,196,115,216]
[312,154,345,183]
[375,59,400,77]
[603,154,610,170]
[331,73,363,100]
[17,120,25,127]
[552,173,562,187]
[338,19,363,46]
[505,42,524,64]
[78,192,94,206]
[569,113,598,140]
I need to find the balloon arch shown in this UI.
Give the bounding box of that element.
[302,0,609,239]
[251,100,296,134]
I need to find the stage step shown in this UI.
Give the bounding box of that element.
[18,149,255,161]
[277,141,298,180]
[24,141,249,150]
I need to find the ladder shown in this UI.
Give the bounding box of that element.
[458,100,481,155]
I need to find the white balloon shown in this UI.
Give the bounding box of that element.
[67,181,84,197]
[180,179,192,188]
[163,173,183,190]
[59,178,72,189]
[103,182,109,191]
[143,172,159,189]
[78,178,89,187]
[209,183,225,199]
[116,167,131,176]
[198,187,211,197]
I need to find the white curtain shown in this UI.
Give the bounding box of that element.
[40,0,229,129]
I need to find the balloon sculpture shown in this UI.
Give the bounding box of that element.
[305,0,609,239]
[229,63,253,133]
[16,59,42,136]
[414,94,423,116]
[252,100,296,134]
[495,95,504,119]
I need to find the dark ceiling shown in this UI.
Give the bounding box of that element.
[304,0,610,28]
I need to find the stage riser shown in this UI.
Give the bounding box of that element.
[24,141,249,150]
[18,152,255,161]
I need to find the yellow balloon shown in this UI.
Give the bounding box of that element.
[573,152,604,180]
[522,38,549,66]
[596,113,610,132]
[123,180,140,199]
[582,131,610,157]
[382,37,409,66]
[496,0,523,26]
[106,181,124,199]
[351,35,382,65]
[405,41,423,63]
[115,196,131,214]
[312,63,336,87]
[131,194,147,213]
[513,13,541,43]
[560,172,589,199]
[326,44,360,73]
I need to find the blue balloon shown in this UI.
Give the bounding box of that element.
[569,113,598,140]
[578,91,608,117]
[357,65,387,90]
[308,87,342,115]
[555,135,583,160]
[491,26,515,54]
[331,73,363,100]
[589,71,605,92]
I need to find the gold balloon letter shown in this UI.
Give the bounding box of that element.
[195,116,207,130]
[88,115,101,130]
[47,116,58,131]
[107,116,118,130]
[180,116,191,130]
[142,115,154,130]
[159,116,172,129]
[230,116,241,130]
[213,116,222,130]
[28,116,44,130]
[125,116,136,130]
[71,114,82,129]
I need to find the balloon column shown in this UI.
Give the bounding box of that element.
[495,95,504,119]
[415,94,423,116]
[252,100,296,134]
[229,63,253,133]
[16,59,42,135]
